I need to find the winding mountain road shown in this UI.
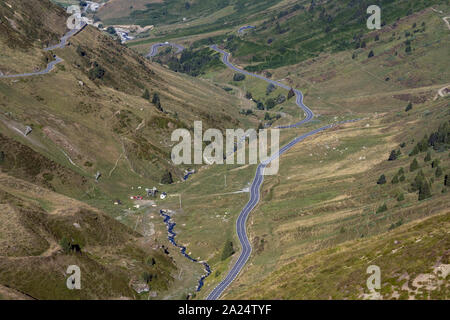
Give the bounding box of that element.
[206,46,361,300]
[145,42,361,299]
[0,24,86,79]
[146,42,185,58]
[210,45,315,129]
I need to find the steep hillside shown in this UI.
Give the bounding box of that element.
[1,0,448,301]
[229,211,449,300]
[214,6,450,299]
[0,172,176,299]
[127,0,446,57]
[219,0,446,71]
[0,0,247,194]
[97,0,283,27]
[0,0,66,74]
[0,0,250,300]
[131,3,449,300]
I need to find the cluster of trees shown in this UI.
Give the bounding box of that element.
[409,137,429,156]
[405,39,412,54]
[76,45,87,57]
[288,88,295,99]
[276,94,286,104]
[391,168,406,184]
[389,219,403,230]
[59,237,82,254]
[411,156,443,199]
[88,61,105,80]
[221,240,235,261]
[233,73,246,81]
[379,151,448,202]
[411,153,445,180]
[409,121,450,155]
[410,169,432,201]
[240,109,254,116]
[266,98,276,109]
[142,89,164,112]
[75,46,106,82]
[274,22,290,35]
[428,122,450,151]
[235,0,432,72]
[142,89,150,100]
[254,94,287,111]
[264,112,281,122]
[167,48,220,77]
[247,86,293,114]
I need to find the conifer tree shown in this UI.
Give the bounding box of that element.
[377,174,386,185]
[410,158,419,172]
[388,150,398,161]
[405,102,413,112]
[391,175,399,184]
[221,241,235,261]
[418,180,432,201]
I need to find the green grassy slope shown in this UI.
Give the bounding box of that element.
[0,0,252,299]
[134,4,449,300]
[1,0,448,300]
[98,0,283,27]
[0,172,176,300]
[218,7,450,299]
[213,0,446,71]
[0,0,248,196]
[229,211,449,300]
[126,0,447,65]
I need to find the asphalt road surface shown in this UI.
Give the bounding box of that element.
[206,45,360,300]
[211,45,315,128]
[142,42,360,299]
[0,24,86,79]
[238,25,256,33]
[146,43,185,58]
